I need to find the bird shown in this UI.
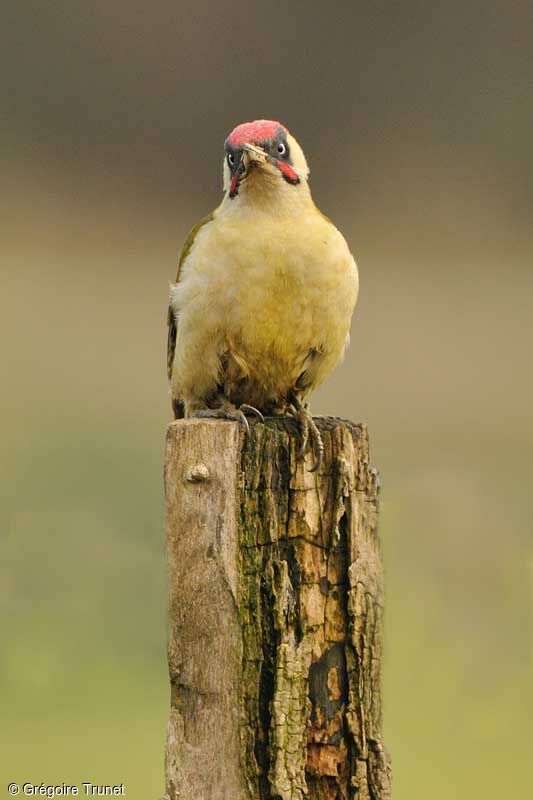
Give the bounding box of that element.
[167,119,359,470]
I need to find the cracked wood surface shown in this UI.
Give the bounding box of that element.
[164,417,391,800]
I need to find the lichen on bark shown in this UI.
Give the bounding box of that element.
[164,417,390,799]
[237,417,391,800]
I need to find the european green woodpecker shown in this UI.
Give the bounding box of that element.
[167,119,359,470]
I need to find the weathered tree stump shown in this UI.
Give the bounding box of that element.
[163,417,391,800]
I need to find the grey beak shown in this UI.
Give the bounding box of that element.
[242,143,268,166]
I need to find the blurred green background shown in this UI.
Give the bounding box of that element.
[1,1,532,797]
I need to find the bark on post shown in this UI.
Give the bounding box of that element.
[164,417,391,800]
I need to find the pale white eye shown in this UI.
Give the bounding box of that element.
[227,153,235,167]
[277,142,287,156]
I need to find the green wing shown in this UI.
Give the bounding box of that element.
[167,213,214,386]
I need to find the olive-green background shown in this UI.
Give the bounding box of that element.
[1,2,532,797]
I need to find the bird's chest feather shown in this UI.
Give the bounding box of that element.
[194,214,355,353]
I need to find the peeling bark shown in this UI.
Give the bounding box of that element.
[164,417,391,800]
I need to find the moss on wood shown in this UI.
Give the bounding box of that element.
[237,418,391,800]
[164,417,390,799]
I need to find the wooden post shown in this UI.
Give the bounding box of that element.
[163,417,391,800]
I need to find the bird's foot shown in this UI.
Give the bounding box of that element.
[192,402,264,433]
[289,397,324,473]
[239,404,265,423]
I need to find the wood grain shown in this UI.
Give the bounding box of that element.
[164,417,391,800]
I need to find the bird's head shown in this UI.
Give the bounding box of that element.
[222,120,309,201]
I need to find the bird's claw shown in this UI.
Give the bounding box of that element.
[192,403,265,433]
[305,416,324,472]
[239,403,265,423]
[297,416,309,460]
[192,407,249,432]
[290,399,324,472]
